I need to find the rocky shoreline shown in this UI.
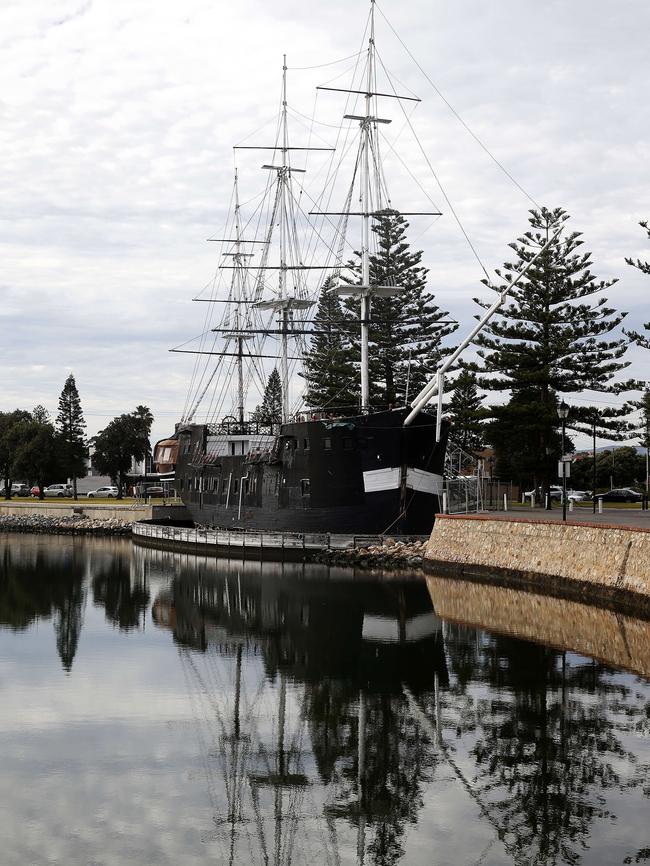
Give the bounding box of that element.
[0,514,133,536]
[315,538,426,568]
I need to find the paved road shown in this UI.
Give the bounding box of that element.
[479,504,650,529]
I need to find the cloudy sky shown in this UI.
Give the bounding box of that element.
[2,0,649,447]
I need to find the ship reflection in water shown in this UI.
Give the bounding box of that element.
[1,535,650,866]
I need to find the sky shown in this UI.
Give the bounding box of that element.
[1,0,649,449]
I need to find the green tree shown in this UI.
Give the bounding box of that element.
[471,207,634,496]
[0,410,31,498]
[301,278,357,412]
[56,374,87,500]
[253,368,283,431]
[637,389,650,493]
[343,210,456,409]
[447,371,486,457]
[91,407,153,498]
[625,220,650,349]
[12,411,60,499]
[571,445,644,492]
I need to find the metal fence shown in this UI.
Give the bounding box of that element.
[445,477,483,514]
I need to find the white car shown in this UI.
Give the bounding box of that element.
[43,484,72,497]
[524,485,563,501]
[567,489,589,502]
[87,486,119,498]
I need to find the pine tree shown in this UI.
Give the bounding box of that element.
[447,371,486,457]
[343,209,456,409]
[301,278,356,412]
[635,388,650,493]
[470,207,635,493]
[56,374,87,500]
[625,220,650,348]
[254,369,283,431]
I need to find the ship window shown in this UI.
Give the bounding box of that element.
[301,479,310,496]
[303,438,309,450]
[222,479,228,493]
[233,479,239,494]
[323,437,332,451]
[181,438,190,455]
[230,442,236,455]
[343,437,353,451]
[244,478,250,493]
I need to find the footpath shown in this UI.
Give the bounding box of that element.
[487,504,650,530]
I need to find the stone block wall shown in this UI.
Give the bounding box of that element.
[424,515,650,594]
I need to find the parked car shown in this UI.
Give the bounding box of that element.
[524,485,563,501]
[87,486,119,498]
[0,483,30,496]
[567,489,590,502]
[593,488,643,503]
[43,484,72,497]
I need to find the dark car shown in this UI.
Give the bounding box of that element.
[593,488,643,503]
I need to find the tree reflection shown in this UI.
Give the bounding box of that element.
[0,540,86,670]
[443,631,643,865]
[92,556,149,630]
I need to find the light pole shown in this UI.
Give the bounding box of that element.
[558,400,569,522]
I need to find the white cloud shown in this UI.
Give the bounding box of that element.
[1,0,649,446]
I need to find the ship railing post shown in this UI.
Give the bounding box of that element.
[503,493,508,512]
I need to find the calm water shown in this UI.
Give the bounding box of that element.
[1,534,649,866]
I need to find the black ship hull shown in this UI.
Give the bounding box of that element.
[175,408,447,535]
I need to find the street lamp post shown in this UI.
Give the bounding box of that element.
[558,400,569,522]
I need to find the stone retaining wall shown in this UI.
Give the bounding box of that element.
[424,515,650,595]
[0,502,190,524]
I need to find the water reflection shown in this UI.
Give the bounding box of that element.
[145,548,650,866]
[0,535,649,865]
[0,535,145,670]
[149,551,445,866]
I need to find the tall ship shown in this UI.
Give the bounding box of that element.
[163,4,556,535]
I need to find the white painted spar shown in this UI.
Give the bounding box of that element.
[406,468,443,495]
[362,467,443,494]
[363,467,401,493]
[362,611,441,643]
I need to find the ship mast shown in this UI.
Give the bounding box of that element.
[359,10,375,412]
[279,57,290,424]
[316,1,438,413]
[232,172,248,428]
[249,57,329,424]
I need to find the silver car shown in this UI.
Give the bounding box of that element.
[87,486,119,498]
[43,484,72,497]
